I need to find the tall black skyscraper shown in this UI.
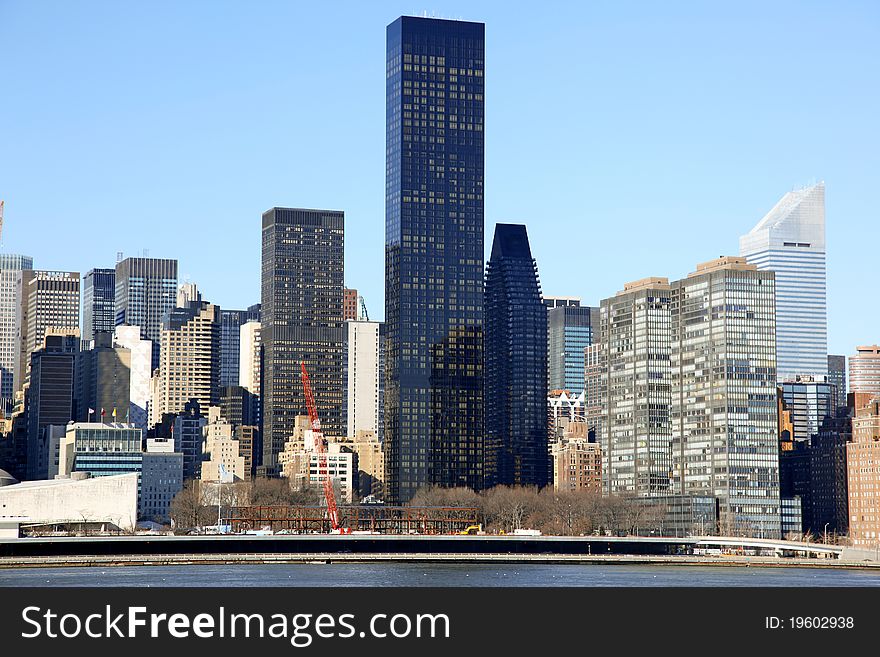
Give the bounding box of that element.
[484,224,548,488]
[82,268,116,343]
[385,16,485,502]
[261,207,344,471]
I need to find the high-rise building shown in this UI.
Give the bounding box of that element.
[82,268,116,343]
[671,258,779,537]
[484,223,548,488]
[343,320,384,440]
[846,396,880,547]
[597,277,673,496]
[58,422,144,482]
[219,305,260,388]
[141,438,184,522]
[779,376,834,444]
[547,302,598,394]
[594,258,780,537]
[113,325,153,431]
[114,257,178,370]
[20,270,80,385]
[261,207,345,472]
[552,436,602,493]
[0,254,33,405]
[543,296,581,309]
[74,332,131,424]
[343,288,359,322]
[849,346,880,397]
[739,182,826,381]
[154,292,221,419]
[26,333,79,479]
[239,320,262,395]
[385,16,486,502]
[827,354,847,411]
[172,399,207,481]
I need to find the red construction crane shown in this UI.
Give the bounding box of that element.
[300,361,348,534]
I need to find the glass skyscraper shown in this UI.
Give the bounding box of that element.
[82,268,116,343]
[547,302,598,394]
[261,207,344,472]
[484,224,548,488]
[385,16,485,502]
[114,257,178,370]
[739,182,826,381]
[0,253,33,406]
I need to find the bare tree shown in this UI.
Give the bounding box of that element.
[170,480,212,533]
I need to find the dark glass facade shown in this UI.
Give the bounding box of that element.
[261,207,344,471]
[548,304,598,394]
[484,224,548,488]
[82,268,116,343]
[385,16,485,502]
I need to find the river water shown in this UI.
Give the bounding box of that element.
[2,563,880,587]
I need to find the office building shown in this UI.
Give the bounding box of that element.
[172,399,208,481]
[849,346,880,396]
[26,333,78,479]
[201,408,250,483]
[20,270,80,384]
[484,223,548,488]
[547,301,598,394]
[154,291,221,419]
[739,182,827,380]
[846,396,880,547]
[74,332,131,424]
[113,325,152,430]
[140,438,184,523]
[343,319,384,440]
[82,268,116,343]
[597,277,673,497]
[0,254,33,404]
[543,296,581,309]
[385,16,486,502]
[671,258,780,537]
[827,354,847,411]
[278,416,356,503]
[239,320,261,394]
[114,257,178,370]
[219,305,260,388]
[779,376,834,443]
[810,412,851,538]
[594,257,780,537]
[261,207,345,472]
[58,422,143,481]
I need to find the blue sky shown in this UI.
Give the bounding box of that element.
[1,0,877,355]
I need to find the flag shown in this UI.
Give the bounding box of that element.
[112,407,117,419]
[100,408,106,417]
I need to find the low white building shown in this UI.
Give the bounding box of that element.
[0,472,138,531]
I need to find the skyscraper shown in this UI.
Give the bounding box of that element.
[827,354,847,412]
[484,224,548,488]
[0,254,33,405]
[343,288,359,322]
[779,375,834,443]
[261,207,344,471]
[343,319,384,440]
[154,291,221,420]
[385,16,486,502]
[114,257,178,370]
[219,305,260,388]
[739,182,826,381]
[594,258,781,537]
[20,270,80,385]
[82,268,116,343]
[547,302,599,394]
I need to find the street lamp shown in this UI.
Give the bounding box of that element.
[824,522,830,545]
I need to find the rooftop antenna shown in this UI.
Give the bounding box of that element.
[116,251,124,263]
[0,199,4,246]
[143,248,150,258]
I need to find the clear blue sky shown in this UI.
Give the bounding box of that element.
[1,1,877,355]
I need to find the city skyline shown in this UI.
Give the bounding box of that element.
[1,2,877,357]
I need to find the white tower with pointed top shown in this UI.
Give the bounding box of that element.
[740,182,827,381]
